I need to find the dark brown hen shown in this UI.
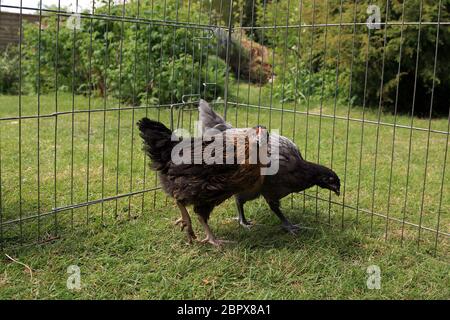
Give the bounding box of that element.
[137,118,265,246]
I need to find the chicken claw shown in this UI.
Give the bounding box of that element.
[234,217,254,229]
[200,237,235,247]
[174,218,196,243]
[175,217,187,230]
[282,223,314,235]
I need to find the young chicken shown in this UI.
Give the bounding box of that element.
[198,100,341,234]
[137,118,266,246]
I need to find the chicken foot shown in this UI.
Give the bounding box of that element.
[196,215,234,247]
[175,201,196,243]
[267,199,313,235]
[235,197,253,229]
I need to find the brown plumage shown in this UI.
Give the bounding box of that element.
[137,117,265,246]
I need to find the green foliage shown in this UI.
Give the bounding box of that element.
[156,54,228,103]
[351,0,450,116]
[5,0,450,115]
[273,62,343,104]
[259,0,350,105]
[19,0,227,105]
[260,0,450,116]
[0,46,21,94]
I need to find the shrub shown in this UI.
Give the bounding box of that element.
[259,0,450,116]
[273,62,345,104]
[19,0,228,105]
[0,46,21,94]
[351,0,450,116]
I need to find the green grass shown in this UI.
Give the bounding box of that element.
[0,88,449,299]
[0,206,449,299]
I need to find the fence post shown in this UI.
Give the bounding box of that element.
[223,0,234,121]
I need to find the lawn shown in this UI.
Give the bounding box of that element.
[0,88,449,299]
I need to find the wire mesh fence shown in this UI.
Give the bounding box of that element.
[0,0,448,256]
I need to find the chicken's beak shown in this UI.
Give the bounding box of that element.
[331,185,340,196]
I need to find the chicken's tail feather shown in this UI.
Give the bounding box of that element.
[137,118,174,171]
[198,99,232,133]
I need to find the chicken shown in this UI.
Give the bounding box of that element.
[198,100,341,234]
[137,117,266,246]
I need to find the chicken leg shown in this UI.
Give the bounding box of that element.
[196,215,235,247]
[195,205,234,247]
[235,191,261,228]
[175,201,196,243]
[235,196,253,228]
[266,199,301,235]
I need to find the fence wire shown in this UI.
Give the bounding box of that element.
[0,0,448,256]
